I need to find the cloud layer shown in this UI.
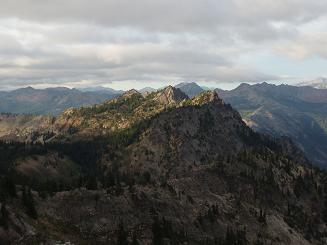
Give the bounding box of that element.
[0,0,326,89]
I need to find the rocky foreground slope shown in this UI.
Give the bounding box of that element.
[0,87,327,244]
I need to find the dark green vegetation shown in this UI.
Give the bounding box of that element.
[0,87,327,244]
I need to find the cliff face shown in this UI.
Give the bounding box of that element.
[0,88,326,244]
[155,85,189,104]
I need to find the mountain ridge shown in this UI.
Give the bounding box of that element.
[175,82,205,98]
[217,83,327,168]
[1,85,326,244]
[0,86,122,115]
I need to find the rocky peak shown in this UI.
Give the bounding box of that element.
[175,82,204,98]
[14,86,35,93]
[121,89,141,98]
[190,90,223,106]
[208,90,222,103]
[155,86,189,105]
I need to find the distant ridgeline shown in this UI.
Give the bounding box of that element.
[215,83,327,169]
[0,86,122,115]
[0,82,326,167]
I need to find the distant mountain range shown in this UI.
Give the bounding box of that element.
[0,86,122,115]
[137,82,209,96]
[138,87,157,94]
[78,86,124,94]
[1,82,326,168]
[0,83,213,115]
[175,82,205,98]
[296,77,327,89]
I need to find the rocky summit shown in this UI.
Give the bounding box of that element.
[155,86,189,104]
[0,87,327,245]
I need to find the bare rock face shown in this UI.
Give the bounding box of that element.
[208,90,224,104]
[121,89,141,98]
[155,86,189,105]
[190,90,224,106]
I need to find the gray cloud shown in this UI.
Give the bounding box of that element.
[1,0,326,32]
[0,0,326,89]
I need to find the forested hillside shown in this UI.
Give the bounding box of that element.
[0,87,326,244]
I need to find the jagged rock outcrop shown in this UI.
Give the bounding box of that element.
[0,86,189,140]
[155,86,189,105]
[190,90,224,106]
[121,89,141,98]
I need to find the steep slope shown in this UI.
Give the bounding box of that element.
[0,113,54,141]
[244,106,327,167]
[218,83,327,168]
[0,87,190,142]
[51,86,189,137]
[1,88,327,244]
[0,87,121,115]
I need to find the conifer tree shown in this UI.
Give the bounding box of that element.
[0,203,9,229]
[131,231,139,245]
[22,186,37,219]
[117,223,129,245]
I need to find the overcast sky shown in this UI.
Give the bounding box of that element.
[0,0,327,90]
